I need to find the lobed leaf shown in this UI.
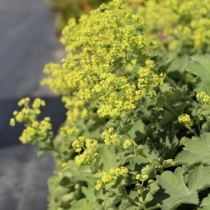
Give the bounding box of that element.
[175,133,210,166]
[155,167,199,210]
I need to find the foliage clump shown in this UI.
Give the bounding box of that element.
[133,0,210,56]
[11,0,210,209]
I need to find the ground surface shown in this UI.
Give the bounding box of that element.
[0,0,66,209]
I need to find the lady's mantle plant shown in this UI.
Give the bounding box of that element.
[11,0,210,209]
[133,0,210,56]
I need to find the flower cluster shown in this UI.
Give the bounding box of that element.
[10,98,53,145]
[136,174,149,181]
[95,166,129,191]
[62,94,88,125]
[133,0,210,54]
[123,139,133,149]
[178,114,193,126]
[196,91,210,105]
[42,0,161,119]
[101,127,120,146]
[19,117,52,144]
[137,60,165,97]
[72,136,99,166]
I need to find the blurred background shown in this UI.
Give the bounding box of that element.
[0,0,66,209]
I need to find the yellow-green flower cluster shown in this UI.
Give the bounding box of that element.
[101,127,119,146]
[178,114,193,126]
[95,166,129,190]
[10,97,46,125]
[136,173,149,181]
[58,125,79,136]
[137,60,165,97]
[90,73,143,117]
[196,91,210,105]
[19,117,52,144]
[10,97,53,145]
[42,0,160,119]
[72,136,99,166]
[109,166,129,176]
[62,94,88,125]
[42,63,72,95]
[133,0,210,54]
[123,139,133,149]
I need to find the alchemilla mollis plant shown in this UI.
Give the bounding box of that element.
[130,0,210,56]
[11,0,210,209]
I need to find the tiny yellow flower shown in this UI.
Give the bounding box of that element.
[136,174,141,180]
[10,118,16,127]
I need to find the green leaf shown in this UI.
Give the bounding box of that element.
[141,164,156,178]
[70,199,97,210]
[81,186,96,202]
[120,152,148,166]
[118,185,128,198]
[156,167,199,210]
[156,96,166,108]
[101,196,119,209]
[202,121,210,133]
[187,55,210,95]
[162,88,184,103]
[198,194,210,210]
[128,119,147,141]
[99,144,118,171]
[188,165,210,192]
[52,186,70,200]
[119,200,137,210]
[143,183,161,209]
[179,136,191,147]
[167,55,190,79]
[159,112,174,125]
[175,133,210,166]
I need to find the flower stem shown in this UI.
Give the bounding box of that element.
[185,124,199,138]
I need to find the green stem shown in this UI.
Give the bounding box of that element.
[126,195,140,206]
[118,123,152,163]
[185,124,199,138]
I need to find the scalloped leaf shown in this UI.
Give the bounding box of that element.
[175,133,210,165]
[188,165,210,193]
[155,167,199,210]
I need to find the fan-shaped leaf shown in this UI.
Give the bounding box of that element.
[175,133,210,165]
[155,167,199,210]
